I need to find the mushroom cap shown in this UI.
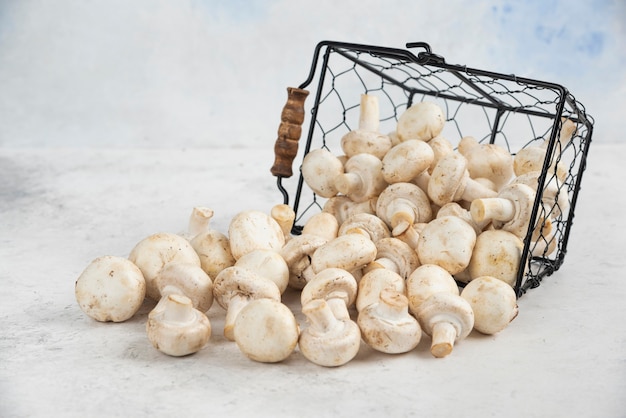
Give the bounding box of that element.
[356,268,406,312]
[417,292,474,340]
[375,182,432,234]
[511,171,569,219]
[146,294,211,357]
[310,233,377,274]
[335,153,387,203]
[426,135,454,173]
[212,266,281,310]
[406,264,459,317]
[357,289,422,354]
[233,298,299,363]
[417,216,477,275]
[228,210,286,260]
[461,276,518,335]
[302,212,340,241]
[493,183,537,237]
[396,101,445,142]
[301,148,344,198]
[298,299,362,367]
[235,249,290,294]
[190,229,236,280]
[427,152,469,206]
[75,255,146,322]
[155,262,214,313]
[279,233,328,290]
[341,130,393,159]
[128,232,201,301]
[458,136,514,189]
[468,229,524,287]
[301,268,358,310]
[338,212,391,243]
[369,237,420,280]
[382,139,434,183]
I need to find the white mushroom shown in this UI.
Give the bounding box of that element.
[212,266,281,341]
[364,237,420,280]
[146,294,211,357]
[396,101,445,142]
[335,153,388,203]
[356,268,406,313]
[310,233,378,276]
[301,268,358,320]
[234,249,290,294]
[228,210,286,260]
[233,298,299,363]
[75,255,146,322]
[323,195,377,225]
[357,289,422,354]
[427,152,498,207]
[190,228,236,281]
[154,262,214,313]
[279,233,328,290]
[460,275,519,335]
[298,299,362,367]
[340,94,393,159]
[338,212,391,243]
[301,148,344,198]
[128,232,201,301]
[470,183,539,239]
[381,139,434,184]
[302,212,339,241]
[417,292,474,358]
[513,118,577,183]
[416,216,477,275]
[467,229,524,287]
[457,136,514,190]
[436,202,490,235]
[376,182,432,236]
[406,264,459,318]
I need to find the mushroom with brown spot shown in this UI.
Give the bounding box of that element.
[460,275,519,335]
[212,266,281,341]
[356,268,406,313]
[376,182,432,236]
[406,263,459,318]
[396,101,446,142]
[298,298,362,367]
[427,152,498,207]
[357,289,422,354]
[146,294,211,357]
[417,292,474,358]
[340,94,393,159]
[301,267,358,321]
[75,255,146,322]
[128,232,201,301]
[416,216,477,276]
[228,210,286,260]
[467,229,524,287]
[233,298,299,363]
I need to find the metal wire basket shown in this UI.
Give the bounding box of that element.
[270,40,593,297]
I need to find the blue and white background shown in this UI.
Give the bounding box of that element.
[0,0,623,148]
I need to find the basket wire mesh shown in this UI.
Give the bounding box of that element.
[271,41,593,297]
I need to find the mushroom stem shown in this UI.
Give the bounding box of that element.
[271,204,296,239]
[326,298,351,321]
[303,299,341,334]
[188,207,215,238]
[335,173,363,196]
[358,94,380,132]
[159,294,196,323]
[471,198,515,224]
[430,321,458,358]
[224,294,250,341]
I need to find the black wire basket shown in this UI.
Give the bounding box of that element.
[270,40,593,298]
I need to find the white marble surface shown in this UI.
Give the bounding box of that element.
[1,144,625,418]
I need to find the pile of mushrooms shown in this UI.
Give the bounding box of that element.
[75,94,573,364]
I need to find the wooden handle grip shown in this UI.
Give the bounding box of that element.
[270,87,309,178]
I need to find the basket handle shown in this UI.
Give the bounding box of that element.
[270,87,310,178]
